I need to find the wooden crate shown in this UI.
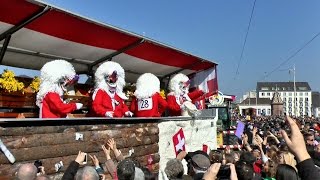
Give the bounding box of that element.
[0,92,36,108]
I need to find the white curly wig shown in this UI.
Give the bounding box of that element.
[134,73,160,99]
[169,73,189,95]
[94,61,125,93]
[36,60,76,106]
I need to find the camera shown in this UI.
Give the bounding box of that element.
[217,165,231,180]
[34,160,42,173]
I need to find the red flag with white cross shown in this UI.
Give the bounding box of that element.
[172,128,186,156]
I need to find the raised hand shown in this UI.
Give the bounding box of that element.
[281,116,310,162]
[89,154,100,167]
[101,145,111,160]
[107,138,116,151]
[75,151,87,165]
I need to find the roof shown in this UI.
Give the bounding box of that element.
[257,82,311,92]
[271,91,283,104]
[0,0,217,83]
[239,98,271,105]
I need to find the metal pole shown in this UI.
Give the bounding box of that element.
[0,35,11,63]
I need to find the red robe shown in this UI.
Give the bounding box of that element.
[167,90,204,116]
[130,92,168,117]
[91,89,129,117]
[41,92,77,118]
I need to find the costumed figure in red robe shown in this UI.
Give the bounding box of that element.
[36,60,83,118]
[167,73,204,117]
[91,61,133,117]
[130,73,168,117]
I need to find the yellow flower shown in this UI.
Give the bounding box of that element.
[0,69,24,93]
[160,89,166,99]
[30,76,40,92]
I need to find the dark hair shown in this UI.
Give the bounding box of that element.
[210,150,223,164]
[235,161,254,180]
[141,167,156,180]
[275,164,299,180]
[117,159,135,180]
[225,153,235,164]
[239,152,256,164]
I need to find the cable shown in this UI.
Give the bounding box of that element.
[234,0,257,77]
[263,30,320,79]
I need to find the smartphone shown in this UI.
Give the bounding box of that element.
[83,153,87,165]
[217,165,231,179]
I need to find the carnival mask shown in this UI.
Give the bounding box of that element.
[179,80,190,94]
[105,71,118,88]
[59,74,79,92]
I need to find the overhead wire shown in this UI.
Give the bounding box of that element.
[234,0,257,78]
[262,30,320,80]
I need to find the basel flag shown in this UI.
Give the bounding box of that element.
[190,67,218,109]
[172,128,186,157]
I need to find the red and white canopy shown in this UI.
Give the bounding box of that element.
[0,0,217,83]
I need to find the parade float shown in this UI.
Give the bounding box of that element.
[0,0,234,179]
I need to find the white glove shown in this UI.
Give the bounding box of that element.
[180,103,186,110]
[76,103,83,110]
[105,111,114,117]
[0,139,15,164]
[125,111,133,117]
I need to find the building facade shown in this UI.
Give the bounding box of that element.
[238,98,272,116]
[257,82,312,117]
[312,92,320,118]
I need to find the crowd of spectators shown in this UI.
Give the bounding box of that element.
[14,115,320,180]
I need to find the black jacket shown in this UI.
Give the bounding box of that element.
[62,161,80,180]
[297,158,320,180]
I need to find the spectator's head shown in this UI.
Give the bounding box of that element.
[262,160,277,178]
[304,132,315,146]
[117,159,135,180]
[224,153,235,164]
[275,164,299,180]
[239,151,256,164]
[233,151,241,162]
[235,161,254,180]
[16,163,37,180]
[164,159,184,179]
[75,166,99,180]
[277,151,296,168]
[209,150,223,164]
[141,167,156,180]
[190,154,211,173]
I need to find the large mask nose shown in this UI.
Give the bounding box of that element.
[106,71,118,84]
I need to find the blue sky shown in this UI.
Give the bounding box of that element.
[2,0,320,99]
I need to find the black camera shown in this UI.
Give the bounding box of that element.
[217,165,231,180]
[34,160,42,173]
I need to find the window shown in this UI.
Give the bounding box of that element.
[305,97,308,101]
[283,92,286,96]
[299,97,303,102]
[298,87,307,90]
[258,109,261,115]
[289,92,292,96]
[261,87,269,90]
[267,109,271,115]
[284,98,287,101]
[282,87,286,91]
[261,93,265,96]
[305,92,308,96]
[272,87,275,90]
[299,92,303,96]
[267,93,270,96]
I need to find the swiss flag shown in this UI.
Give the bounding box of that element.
[189,67,218,110]
[172,128,186,156]
[190,67,218,94]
